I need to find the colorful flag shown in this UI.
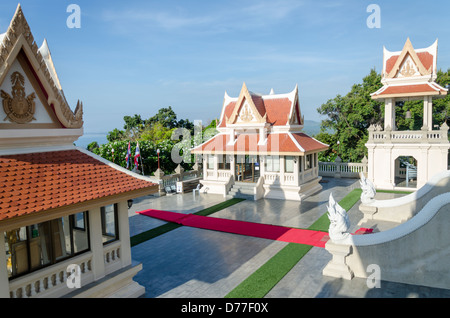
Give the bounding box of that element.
[134,142,141,168]
[125,141,131,168]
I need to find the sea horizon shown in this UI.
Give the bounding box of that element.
[74,132,108,149]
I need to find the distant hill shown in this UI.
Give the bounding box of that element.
[302,120,322,137]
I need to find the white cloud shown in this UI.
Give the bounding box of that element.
[101,0,306,35]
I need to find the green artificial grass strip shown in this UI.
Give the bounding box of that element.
[225,188,363,298]
[194,198,246,216]
[225,243,312,298]
[130,198,245,247]
[377,189,413,194]
[130,223,182,247]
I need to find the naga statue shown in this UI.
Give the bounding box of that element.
[327,193,352,244]
[359,173,376,204]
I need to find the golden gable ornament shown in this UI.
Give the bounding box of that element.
[1,71,36,123]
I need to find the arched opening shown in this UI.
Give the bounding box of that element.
[394,156,418,188]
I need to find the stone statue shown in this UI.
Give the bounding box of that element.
[327,193,352,244]
[359,173,376,204]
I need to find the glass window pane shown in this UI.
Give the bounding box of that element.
[285,156,294,173]
[50,218,71,261]
[72,212,89,254]
[207,155,214,170]
[101,204,118,244]
[5,228,28,278]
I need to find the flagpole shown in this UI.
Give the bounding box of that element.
[140,155,145,176]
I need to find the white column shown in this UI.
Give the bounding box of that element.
[0,233,10,298]
[423,96,433,130]
[280,156,285,185]
[88,207,106,280]
[203,156,208,180]
[117,201,132,268]
[213,155,218,179]
[384,98,395,130]
[293,156,299,186]
[230,155,236,180]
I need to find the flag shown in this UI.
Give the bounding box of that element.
[125,141,131,168]
[134,142,141,168]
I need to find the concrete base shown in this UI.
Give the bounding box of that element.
[322,242,354,280]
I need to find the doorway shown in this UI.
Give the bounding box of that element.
[235,155,260,182]
[394,156,418,188]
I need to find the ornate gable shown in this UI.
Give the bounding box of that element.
[0,4,83,129]
[385,38,434,79]
[226,83,266,125]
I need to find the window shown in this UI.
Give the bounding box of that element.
[265,156,280,172]
[218,154,231,170]
[305,154,313,170]
[285,156,294,173]
[207,155,214,170]
[4,212,90,279]
[101,204,119,244]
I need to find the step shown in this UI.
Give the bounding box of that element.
[233,182,257,189]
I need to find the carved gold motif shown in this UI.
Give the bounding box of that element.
[1,71,36,123]
[400,60,416,77]
[239,104,253,122]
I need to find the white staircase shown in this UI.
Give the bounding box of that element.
[227,182,256,200]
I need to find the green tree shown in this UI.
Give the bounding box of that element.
[316,69,383,162]
[147,106,178,129]
[87,141,99,152]
[106,128,125,142]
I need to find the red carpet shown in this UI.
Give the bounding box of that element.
[138,209,373,248]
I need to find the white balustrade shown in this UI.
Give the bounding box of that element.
[9,253,93,298]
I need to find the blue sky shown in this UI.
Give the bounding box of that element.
[1,0,450,134]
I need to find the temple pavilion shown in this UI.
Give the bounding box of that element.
[191,83,328,201]
[368,38,449,190]
[0,5,158,298]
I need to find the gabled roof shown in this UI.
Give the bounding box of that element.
[383,38,436,78]
[0,149,158,222]
[372,38,448,100]
[218,83,303,128]
[0,4,82,129]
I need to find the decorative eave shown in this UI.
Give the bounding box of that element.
[0,4,83,129]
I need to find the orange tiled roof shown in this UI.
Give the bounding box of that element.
[191,132,328,154]
[0,150,157,221]
[372,83,447,98]
[219,96,294,128]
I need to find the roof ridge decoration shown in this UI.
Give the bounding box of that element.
[226,82,266,125]
[0,4,83,128]
[385,38,433,79]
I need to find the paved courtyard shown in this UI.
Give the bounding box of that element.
[128,177,450,298]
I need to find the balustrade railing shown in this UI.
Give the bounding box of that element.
[9,252,93,298]
[368,123,449,144]
[318,158,367,178]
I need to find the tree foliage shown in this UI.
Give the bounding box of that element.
[89,106,216,175]
[316,69,383,162]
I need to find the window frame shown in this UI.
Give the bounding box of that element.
[100,203,119,245]
[5,211,90,280]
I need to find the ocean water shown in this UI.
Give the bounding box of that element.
[74,133,108,149]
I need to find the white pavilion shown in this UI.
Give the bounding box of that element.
[367,38,449,190]
[191,83,328,201]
